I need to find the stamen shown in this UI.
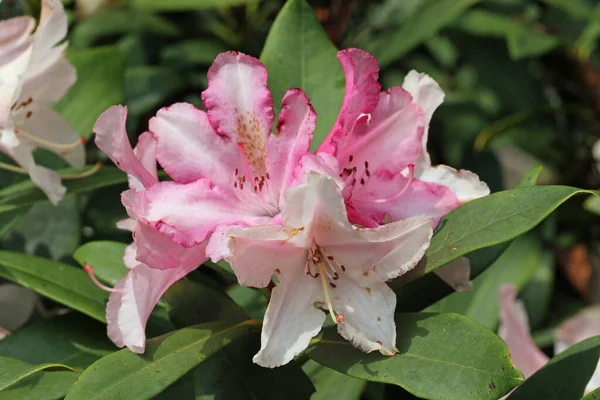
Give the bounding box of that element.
[318,263,343,324]
[0,161,27,174]
[83,265,120,293]
[373,164,414,204]
[236,142,256,184]
[16,129,86,150]
[61,161,103,180]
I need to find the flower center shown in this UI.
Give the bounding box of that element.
[306,246,345,324]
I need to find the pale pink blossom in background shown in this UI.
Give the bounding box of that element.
[226,172,433,367]
[499,284,600,394]
[0,0,84,204]
[318,48,489,291]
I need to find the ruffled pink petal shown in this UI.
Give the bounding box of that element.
[123,243,138,269]
[348,171,459,226]
[202,52,274,182]
[334,87,425,192]
[132,219,207,271]
[266,89,315,207]
[149,102,239,186]
[106,244,206,353]
[94,106,158,188]
[123,179,271,248]
[318,49,381,155]
[498,284,549,378]
[128,131,157,191]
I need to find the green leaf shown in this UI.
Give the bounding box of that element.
[0,167,127,214]
[55,47,125,138]
[0,251,108,322]
[506,26,559,60]
[583,387,600,400]
[521,251,554,329]
[508,336,600,399]
[260,0,344,149]
[71,9,180,49]
[0,372,78,400]
[516,166,544,188]
[0,357,74,392]
[308,313,523,400]
[163,279,249,328]
[73,241,128,286]
[303,360,366,400]
[124,66,184,117]
[409,186,597,282]
[65,319,261,400]
[367,0,481,67]
[132,0,260,11]
[194,334,314,399]
[426,234,542,329]
[10,195,80,260]
[160,40,229,69]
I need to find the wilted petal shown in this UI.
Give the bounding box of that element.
[94,106,158,188]
[267,89,315,206]
[498,284,549,378]
[106,248,205,353]
[202,52,274,180]
[149,102,239,186]
[253,267,325,368]
[19,105,84,167]
[318,48,381,155]
[333,271,397,355]
[555,306,600,393]
[434,257,472,292]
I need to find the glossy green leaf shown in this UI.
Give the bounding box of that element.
[55,47,125,138]
[368,0,481,67]
[73,241,128,286]
[516,166,544,188]
[0,251,108,322]
[309,313,523,400]
[132,0,260,11]
[303,360,366,400]
[583,387,600,400]
[406,186,598,282]
[0,357,74,392]
[0,314,114,399]
[11,195,80,260]
[426,234,542,329]
[65,319,261,400]
[0,372,78,400]
[194,333,314,399]
[0,167,126,213]
[508,336,600,399]
[260,0,344,149]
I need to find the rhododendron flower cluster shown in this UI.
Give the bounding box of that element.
[93,48,487,366]
[0,0,84,205]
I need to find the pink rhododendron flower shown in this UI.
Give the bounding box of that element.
[93,109,207,353]
[317,48,489,290]
[117,52,336,264]
[92,52,337,352]
[499,284,600,394]
[227,172,433,367]
[0,0,84,204]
